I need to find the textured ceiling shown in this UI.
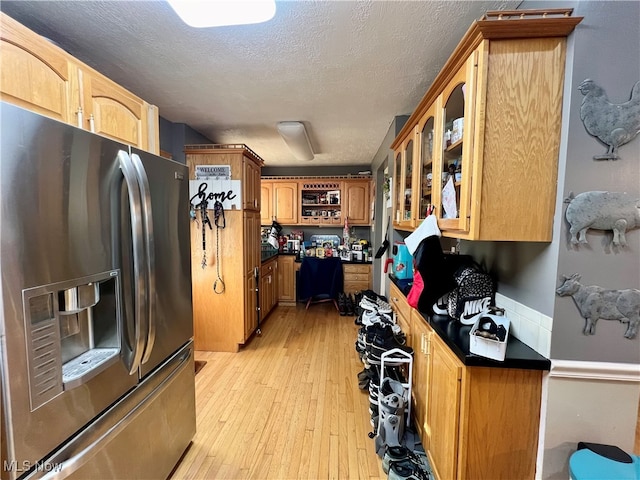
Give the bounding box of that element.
[1,0,519,166]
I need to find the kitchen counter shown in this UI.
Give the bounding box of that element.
[390,276,551,371]
[261,250,278,263]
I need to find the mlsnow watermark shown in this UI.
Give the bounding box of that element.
[3,460,63,474]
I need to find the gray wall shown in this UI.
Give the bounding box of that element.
[464,0,640,364]
[549,0,640,363]
[159,117,213,164]
[371,115,409,295]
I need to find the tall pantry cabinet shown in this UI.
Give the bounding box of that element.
[185,145,263,352]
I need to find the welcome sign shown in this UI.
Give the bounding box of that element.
[190,164,242,210]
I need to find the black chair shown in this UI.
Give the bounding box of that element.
[297,256,344,311]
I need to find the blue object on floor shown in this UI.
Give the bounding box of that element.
[569,442,640,480]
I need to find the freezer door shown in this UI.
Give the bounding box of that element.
[131,148,193,378]
[0,103,138,478]
[22,342,195,480]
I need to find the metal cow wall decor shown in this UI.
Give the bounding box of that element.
[556,273,640,339]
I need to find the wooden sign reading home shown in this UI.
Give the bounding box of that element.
[189,179,242,210]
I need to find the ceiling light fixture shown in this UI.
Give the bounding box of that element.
[277,122,314,161]
[167,0,276,28]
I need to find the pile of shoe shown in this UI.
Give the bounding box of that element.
[354,290,412,369]
[383,445,433,480]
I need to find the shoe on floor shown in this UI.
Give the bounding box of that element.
[338,292,347,316]
[345,294,355,316]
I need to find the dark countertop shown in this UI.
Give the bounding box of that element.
[261,251,373,265]
[390,276,551,371]
[261,251,279,263]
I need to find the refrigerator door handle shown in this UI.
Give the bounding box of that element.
[118,150,148,375]
[131,153,156,364]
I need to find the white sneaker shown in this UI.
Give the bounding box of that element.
[360,296,379,312]
[376,298,393,314]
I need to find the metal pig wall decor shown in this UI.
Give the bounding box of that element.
[564,191,640,247]
[556,274,640,339]
[578,78,640,160]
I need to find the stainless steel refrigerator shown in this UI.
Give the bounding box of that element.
[0,102,195,480]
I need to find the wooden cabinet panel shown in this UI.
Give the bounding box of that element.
[343,179,371,225]
[0,12,77,124]
[260,182,273,225]
[277,255,296,305]
[390,282,411,322]
[426,333,463,480]
[273,181,298,224]
[81,69,151,151]
[459,367,542,480]
[243,159,261,211]
[260,180,298,225]
[245,272,258,340]
[343,263,372,294]
[410,310,431,444]
[260,257,277,319]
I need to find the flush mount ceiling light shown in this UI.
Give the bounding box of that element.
[277,122,314,161]
[167,0,276,28]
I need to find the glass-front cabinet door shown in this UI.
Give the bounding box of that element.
[393,149,403,228]
[416,103,440,224]
[400,136,414,229]
[436,53,476,233]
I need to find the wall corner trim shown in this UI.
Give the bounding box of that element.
[549,360,640,382]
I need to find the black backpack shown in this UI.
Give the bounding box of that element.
[447,263,495,325]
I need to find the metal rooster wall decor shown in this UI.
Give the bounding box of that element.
[556,273,639,339]
[578,78,640,160]
[564,191,640,248]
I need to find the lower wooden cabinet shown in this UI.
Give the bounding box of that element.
[260,257,278,320]
[343,263,372,294]
[409,309,430,443]
[277,255,296,306]
[426,331,463,480]
[390,282,543,480]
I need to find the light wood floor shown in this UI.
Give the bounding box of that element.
[170,303,386,479]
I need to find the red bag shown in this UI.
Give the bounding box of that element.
[406,269,424,308]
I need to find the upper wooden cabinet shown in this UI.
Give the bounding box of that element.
[393,135,416,230]
[260,182,273,225]
[261,177,372,226]
[343,179,371,225]
[273,181,299,224]
[391,10,582,241]
[80,67,158,153]
[243,156,261,211]
[415,102,440,225]
[0,12,160,154]
[0,12,77,124]
[260,180,298,225]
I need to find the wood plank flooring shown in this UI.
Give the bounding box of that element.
[170,303,386,479]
